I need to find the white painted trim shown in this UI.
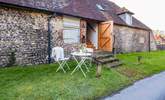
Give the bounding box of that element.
[63,15,81,43]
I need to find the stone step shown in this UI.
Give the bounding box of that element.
[93,51,122,68]
[94,51,112,54]
[94,51,113,58]
[97,57,119,64]
[94,54,114,59]
[106,61,123,68]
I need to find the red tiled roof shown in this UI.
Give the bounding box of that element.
[154,34,165,44]
[0,0,151,30]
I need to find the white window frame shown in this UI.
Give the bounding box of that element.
[63,28,80,43]
[96,4,105,11]
[63,16,80,44]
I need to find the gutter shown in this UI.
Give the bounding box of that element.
[114,23,151,32]
[148,31,151,52]
[0,2,54,14]
[47,13,56,64]
[112,34,116,55]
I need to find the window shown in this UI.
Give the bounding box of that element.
[96,4,105,11]
[126,14,132,25]
[63,29,80,43]
[63,16,80,44]
[119,13,132,25]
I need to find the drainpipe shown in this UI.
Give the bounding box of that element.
[47,13,56,64]
[112,34,116,55]
[148,31,151,52]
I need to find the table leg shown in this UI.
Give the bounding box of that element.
[71,56,87,77]
[81,58,90,72]
[71,56,80,75]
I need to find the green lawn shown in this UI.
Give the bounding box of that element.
[0,51,165,100]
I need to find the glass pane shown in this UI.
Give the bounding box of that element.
[63,29,80,43]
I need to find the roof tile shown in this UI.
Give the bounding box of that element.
[0,0,151,30]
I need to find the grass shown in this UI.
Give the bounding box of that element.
[116,51,165,81]
[0,51,165,100]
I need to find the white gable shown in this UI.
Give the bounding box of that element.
[119,13,132,25]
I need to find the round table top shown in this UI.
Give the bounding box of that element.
[71,52,92,57]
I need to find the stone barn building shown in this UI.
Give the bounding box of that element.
[0,0,156,66]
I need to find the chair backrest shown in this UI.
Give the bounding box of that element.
[51,47,64,61]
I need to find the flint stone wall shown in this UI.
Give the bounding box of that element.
[0,6,157,67]
[0,7,63,67]
[113,25,151,53]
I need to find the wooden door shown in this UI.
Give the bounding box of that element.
[80,20,87,43]
[98,21,113,51]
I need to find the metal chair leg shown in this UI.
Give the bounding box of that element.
[82,59,90,72]
[56,61,66,73]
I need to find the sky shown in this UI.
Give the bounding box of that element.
[111,0,165,31]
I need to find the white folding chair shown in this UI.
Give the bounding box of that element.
[51,47,70,73]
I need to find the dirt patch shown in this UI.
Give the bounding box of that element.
[116,67,139,77]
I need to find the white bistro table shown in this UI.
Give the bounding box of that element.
[71,52,92,77]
